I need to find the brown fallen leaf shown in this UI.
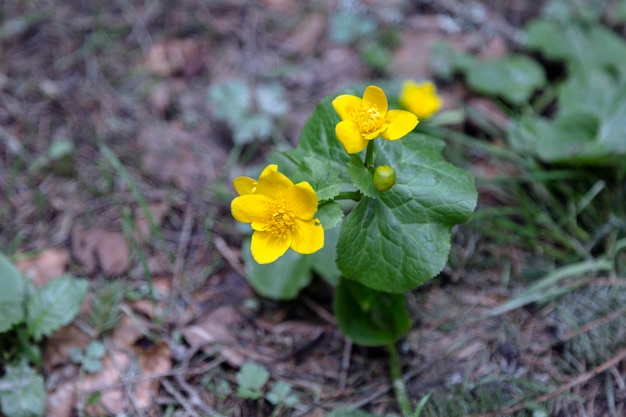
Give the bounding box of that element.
[133,342,172,410]
[111,314,149,349]
[16,248,70,287]
[282,13,326,56]
[182,305,248,367]
[71,227,130,275]
[143,38,208,78]
[133,202,170,244]
[135,122,225,190]
[43,325,91,371]
[46,379,77,417]
[79,350,131,416]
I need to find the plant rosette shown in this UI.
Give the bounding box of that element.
[231,85,477,345]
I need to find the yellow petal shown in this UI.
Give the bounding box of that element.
[336,120,368,154]
[400,80,442,119]
[332,95,362,121]
[231,194,271,224]
[290,218,324,255]
[381,109,418,140]
[233,176,257,195]
[362,85,388,114]
[251,230,291,264]
[286,182,319,220]
[256,165,294,200]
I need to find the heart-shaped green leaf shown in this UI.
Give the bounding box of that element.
[466,55,546,104]
[334,278,410,346]
[336,133,477,293]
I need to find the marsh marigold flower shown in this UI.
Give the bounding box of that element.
[332,85,418,154]
[399,80,443,120]
[231,164,324,264]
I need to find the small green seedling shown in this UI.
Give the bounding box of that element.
[70,340,106,373]
[235,362,270,400]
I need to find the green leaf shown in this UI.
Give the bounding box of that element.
[347,155,379,198]
[292,156,342,201]
[336,134,477,293]
[290,96,353,187]
[0,361,45,417]
[266,381,298,406]
[236,363,269,399]
[509,71,626,165]
[0,252,26,332]
[316,202,344,230]
[466,55,546,104]
[243,240,313,300]
[255,83,290,117]
[26,275,88,341]
[430,41,477,79]
[526,19,626,76]
[243,224,342,299]
[329,11,377,45]
[309,225,342,286]
[232,114,273,145]
[334,278,410,347]
[208,80,251,123]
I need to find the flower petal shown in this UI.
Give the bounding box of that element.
[332,95,362,121]
[336,120,368,154]
[381,109,418,140]
[362,85,388,114]
[233,176,257,195]
[290,218,324,255]
[256,165,294,200]
[251,230,291,264]
[399,80,442,119]
[231,194,271,224]
[286,182,318,220]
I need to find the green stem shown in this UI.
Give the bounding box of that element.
[387,343,411,416]
[365,140,375,169]
[332,191,362,201]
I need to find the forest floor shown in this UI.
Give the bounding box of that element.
[1,0,625,416]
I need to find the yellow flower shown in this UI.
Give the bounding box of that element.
[332,85,418,154]
[231,164,324,264]
[399,80,443,120]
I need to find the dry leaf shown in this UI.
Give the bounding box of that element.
[133,202,170,243]
[182,305,248,367]
[136,122,225,190]
[144,38,207,78]
[16,248,70,287]
[46,380,77,417]
[133,342,172,409]
[283,13,326,56]
[79,350,131,415]
[111,314,148,349]
[71,227,130,275]
[43,325,91,371]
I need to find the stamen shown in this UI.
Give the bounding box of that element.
[353,103,385,134]
[266,200,296,238]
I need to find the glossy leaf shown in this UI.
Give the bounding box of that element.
[26,275,88,341]
[334,278,410,346]
[0,252,25,332]
[0,361,45,417]
[466,55,546,104]
[336,133,477,293]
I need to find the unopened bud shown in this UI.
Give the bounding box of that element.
[373,165,396,192]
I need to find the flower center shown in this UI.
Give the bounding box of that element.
[267,200,296,238]
[353,103,385,135]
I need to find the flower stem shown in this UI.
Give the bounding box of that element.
[332,191,362,201]
[387,343,412,417]
[365,140,375,169]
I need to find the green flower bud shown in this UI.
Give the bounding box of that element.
[373,165,396,192]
